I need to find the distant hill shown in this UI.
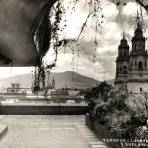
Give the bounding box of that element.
[0,71,100,89]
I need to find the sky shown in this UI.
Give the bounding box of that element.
[0,0,148,80]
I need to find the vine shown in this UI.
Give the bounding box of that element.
[32,0,148,96]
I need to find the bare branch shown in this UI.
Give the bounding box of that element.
[136,0,148,11]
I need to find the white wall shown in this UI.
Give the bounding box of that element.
[127,82,148,93]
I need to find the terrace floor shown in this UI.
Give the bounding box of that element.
[0,115,109,148]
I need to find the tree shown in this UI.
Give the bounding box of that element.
[126,93,148,125]
[85,81,112,102]
[96,81,112,102]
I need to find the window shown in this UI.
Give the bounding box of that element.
[10,90,15,93]
[123,66,127,74]
[140,87,142,92]
[138,61,143,71]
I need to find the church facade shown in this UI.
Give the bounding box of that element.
[115,22,148,93]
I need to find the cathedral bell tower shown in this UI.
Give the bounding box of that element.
[115,11,148,93]
[129,20,147,73]
[127,15,148,92]
[131,22,146,55]
[52,77,55,89]
[115,33,129,90]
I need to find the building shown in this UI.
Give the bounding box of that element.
[52,77,55,89]
[50,89,69,99]
[6,83,30,95]
[115,18,148,93]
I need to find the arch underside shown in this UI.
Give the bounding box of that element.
[0,0,57,67]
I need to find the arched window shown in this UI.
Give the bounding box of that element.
[123,66,127,74]
[138,61,143,71]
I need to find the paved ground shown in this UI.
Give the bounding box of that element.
[0,115,109,148]
[0,124,8,140]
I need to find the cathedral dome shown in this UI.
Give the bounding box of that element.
[119,33,129,48]
[120,37,127,45]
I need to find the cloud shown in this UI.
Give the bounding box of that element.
[53,52,107,80]
[0,67,33,79]
[1,0,148,82]
[57,0,148,81]
[102,0,119,21]
[122,2,138,16]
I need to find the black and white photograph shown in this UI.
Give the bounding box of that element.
[0,0,148,148]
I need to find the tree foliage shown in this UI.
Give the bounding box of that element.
[85,81,112,102]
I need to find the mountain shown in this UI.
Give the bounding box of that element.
[51,71,100,89]
[0,71,100,89]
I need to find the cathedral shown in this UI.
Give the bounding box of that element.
[115,20,148,93]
